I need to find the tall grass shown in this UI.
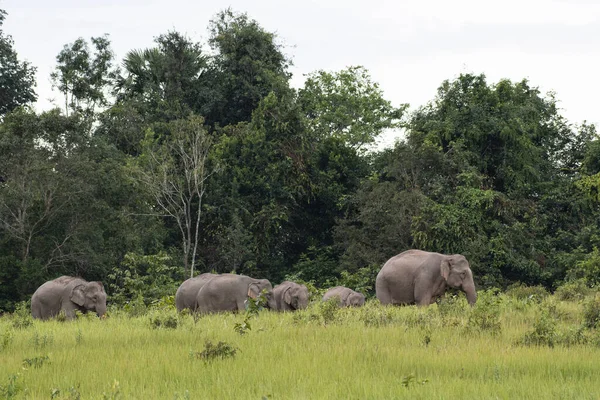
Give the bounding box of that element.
[1,293,600,399]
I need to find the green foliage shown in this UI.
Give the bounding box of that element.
[318,298,339,325]
[518,306,558,347]
[401,373,429,388]
[299,66,406,149]
[31,331,54,350]
[0,9,37,116]
[337,266,378,296]
[582,296,600,329]
[192,340,238,362]
[566,247,600,286]
[148,309,179,330]
[467,289,502,333]
[22,355,50,369]
[101,380,121,400]
[107,251,180,306]
[554,279,594,301]
[10,301,32,330]
[0,374,21,399]
[505,283,549,303]
[50,385,81,400]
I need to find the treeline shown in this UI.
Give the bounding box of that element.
[1,8,599,311]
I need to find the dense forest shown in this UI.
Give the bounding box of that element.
[1,8,599,311]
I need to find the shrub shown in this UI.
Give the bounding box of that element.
[518,307,557,347]
[191,340,238,362]
[582,295,600,329]
[505,283,548,303]
[467,289,502,333]
[11,301,33,329]
[554,279,593,301]
[149,309,179,329]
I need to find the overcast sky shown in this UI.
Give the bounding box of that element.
[2,0,599,146]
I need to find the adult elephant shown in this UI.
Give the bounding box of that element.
[175,273,218,312]
[272,281,310,311]
[31,276,107,320]
[322,286,365,307]
[196,274,276,313]
[376,250,477,306]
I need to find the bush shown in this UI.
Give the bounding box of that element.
[582,295,600,329]
[505,283,548,303]
[11,301,33,329]
[191,340,238,362]
[149,309,179,329]
[467,289,502,333]
[518,307,557,347]
[554,279,593,301]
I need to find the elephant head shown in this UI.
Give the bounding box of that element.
[347,292,366,307]
[247,279,277,310]
[440,255,477,305]
[71,281,107,317]
[283,283,309,310]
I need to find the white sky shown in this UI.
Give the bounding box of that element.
[2,0,599,147]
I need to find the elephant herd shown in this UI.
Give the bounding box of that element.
[30,250,477,320]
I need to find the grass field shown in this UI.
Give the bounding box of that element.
[1,291,600,399]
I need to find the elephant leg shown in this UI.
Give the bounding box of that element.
[236,299,247,312]
[375,279,392,305]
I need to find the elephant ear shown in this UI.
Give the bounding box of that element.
[247,283,260,299]
[70,284,86,306]
[283,286,293,305]
[440,258,451,281]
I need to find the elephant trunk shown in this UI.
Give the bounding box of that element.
[462,280,477,306]
[96,303,107,318]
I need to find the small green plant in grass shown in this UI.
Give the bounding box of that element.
[0,329,14,351]
[401,373,429,388]
[319,298,339,325]
[518,307,557,347]
[31,331,54,350]
[191,340,238,362]
[50,385,81,400]
[75,328,83,345]
[0,374,22,399]
[11,301,33,329]
[22,355,50,369]
[582,295,600,329]
[149,309,179,329]
[233,319,251,336]
[467,289,502,334]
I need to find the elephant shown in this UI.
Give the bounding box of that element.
[31,276,107,320]
[272,281,310,311]
[175,273,218,312]
[195,274,276,313]
[322,286,365,307]
[376,249,477,306]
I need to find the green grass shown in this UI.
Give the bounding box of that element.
[1,294,600,399]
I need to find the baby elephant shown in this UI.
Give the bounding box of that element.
[322,286,365,307]
[272,281,310,311]
[31,276,107,320]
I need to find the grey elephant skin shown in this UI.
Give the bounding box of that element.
[195,274,276,313]
[31,276,107,320]
[272,281,310,311]
[175,273,219,312]
[376,249,477,306]
[322,286,365,307]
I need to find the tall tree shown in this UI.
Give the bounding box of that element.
[206,9,291,127]
[299,66,406,150]
[51,35,116,117]
[135,115,215,278]
[0,9,37,116]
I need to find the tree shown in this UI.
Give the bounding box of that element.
[206,8,291,126]
[299,66,406,150]
[50,35,116,117]
[135,115,215,278]
[0,9,37,116]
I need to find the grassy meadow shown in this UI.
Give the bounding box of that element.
[1,290,600,399]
